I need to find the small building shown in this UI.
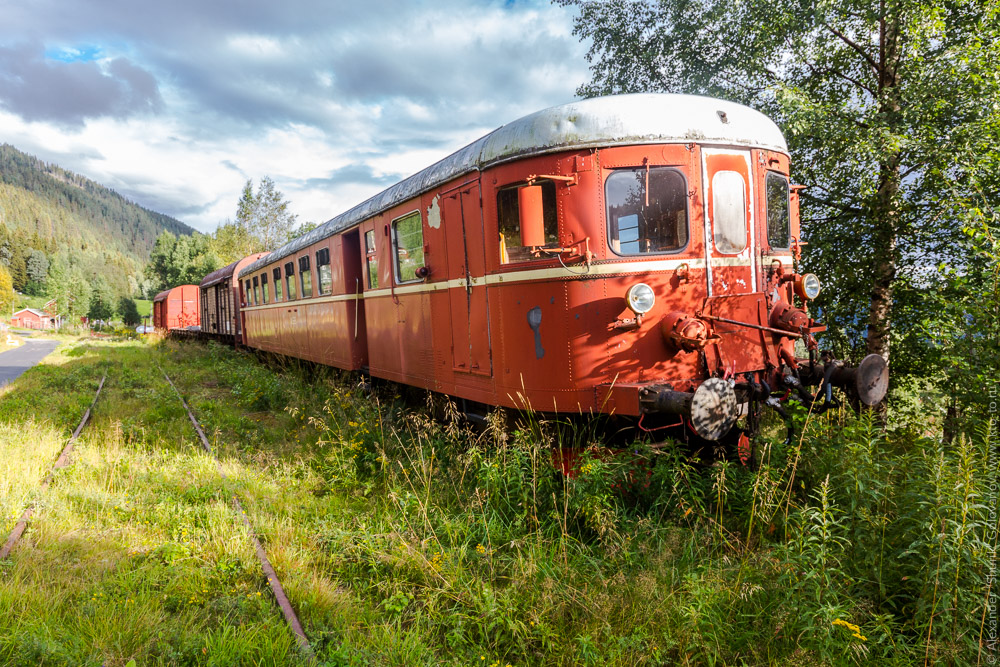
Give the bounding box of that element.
[11,308,56,330]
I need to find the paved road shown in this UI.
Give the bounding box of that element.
[0,338,60,388]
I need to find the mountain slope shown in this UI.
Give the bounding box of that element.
[0,143,193,258]
[0,143,195,298]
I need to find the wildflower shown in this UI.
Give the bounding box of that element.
[476,544,487,555]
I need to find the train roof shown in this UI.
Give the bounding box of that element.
[240,93,788,278]
[201,252,268,288]
[153,285,198,302]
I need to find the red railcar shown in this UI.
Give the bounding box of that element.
[199,253,267,344]
[237,94,886,441]
[152,285,200,331]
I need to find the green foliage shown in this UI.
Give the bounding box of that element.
[210,177,297,264]
[25,248,47,284]
[45,252,91,320]
[562,0,1000,369]
[145,230,219,294]
[0,263,13,316]
[117,296,141,326]
[87,276,115,322]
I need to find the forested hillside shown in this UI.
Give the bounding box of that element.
[0,143,194,310]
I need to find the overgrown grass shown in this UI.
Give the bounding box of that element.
[0,337,993,665]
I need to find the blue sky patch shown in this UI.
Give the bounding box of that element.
[44,45,103,63]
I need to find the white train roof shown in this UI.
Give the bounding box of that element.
[240,93,787,278]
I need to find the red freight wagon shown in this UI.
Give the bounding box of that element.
[152,285,200,331]
[237,94,887,441]
[199,253,267,344]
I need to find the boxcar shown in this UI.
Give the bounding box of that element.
[152,285,200,331]
[199,253,267,344]
[236,93,886,441]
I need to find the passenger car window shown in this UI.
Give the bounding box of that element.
[606,167,688,255]
[285,261,297,300]
[712,170,748,254]
[316,247,332,295]
[392,212,425,283]
[272,267,282,301]
[497,180,558,263]
[365,230,378,289]
[261,272,269,304]
[244,279,253,305]
[252,276,260,305]
[299,256,312,298]
[766,172,791,249]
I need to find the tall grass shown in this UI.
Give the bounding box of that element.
[0,336,993,665]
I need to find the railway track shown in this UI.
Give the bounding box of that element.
[3,366,312,660]
[0,374,107,559]
[160,368,314,660]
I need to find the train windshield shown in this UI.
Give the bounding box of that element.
[766,172,791,249]
[606,167,688,255]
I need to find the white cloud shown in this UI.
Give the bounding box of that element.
[0,1,591,234]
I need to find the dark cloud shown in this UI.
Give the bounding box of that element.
[0,43,161,125]
[303,164,403,190]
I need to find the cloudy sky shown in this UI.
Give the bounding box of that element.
[0,0,590,233]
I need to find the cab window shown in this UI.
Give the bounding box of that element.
[497,180,557,263]
[606,167,688,255]
[392,212,425,283]
[712,170,747,254]
[766,172,791,249]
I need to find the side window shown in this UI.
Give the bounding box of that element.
[392,212,425,283]
[766,172,791,249]
[316,247,332,295]
[299,255,312,298]
[244,279,253,306]
[606,167,688,255]
[285,261,297,300]
[261,272,269,304]
[365,230,378,289]
[252,276,260,305]
[712,170,748,254]
[273,267,283,302]
[497,180,558,263]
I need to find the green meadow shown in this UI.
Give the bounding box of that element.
[0,337,991,666]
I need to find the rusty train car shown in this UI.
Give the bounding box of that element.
[198,253,268,344]
[152,285,200,331]
[219,93,886,441]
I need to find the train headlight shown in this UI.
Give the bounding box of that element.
[625,283,656,315]
[795,273,822,301]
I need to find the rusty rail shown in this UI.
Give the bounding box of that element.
[160,368,313,660]
[1,374,107,559]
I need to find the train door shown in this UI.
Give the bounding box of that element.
[701,147,770,374]
[441,179,492,376]
[341,228,368,369]
[702,148,757,296]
